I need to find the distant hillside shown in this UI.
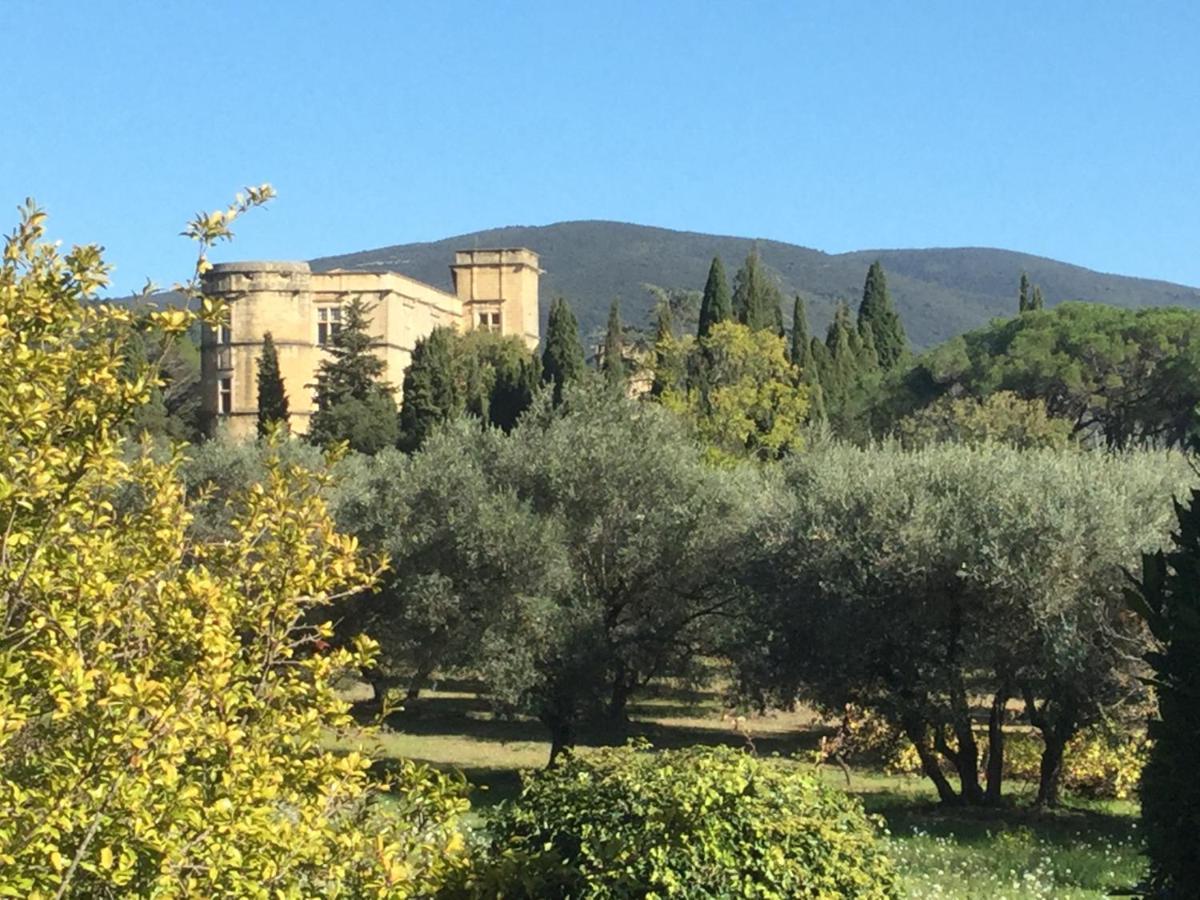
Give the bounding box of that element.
[313,220,1200,349]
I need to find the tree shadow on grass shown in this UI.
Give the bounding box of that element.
[861,787,1139,848]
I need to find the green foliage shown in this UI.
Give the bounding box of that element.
[313,392,401,455]
[398,326,460,451]
[122,319,203,442]
[331,423,566,702]
[309,294,398,452]
[790,295,809,366]
[661,321,809,461]
[1128,486,1200,896]
[456,329,539,433]
[399,328,539,451]
[351,384,776,757]
[820,302,859,415]
[602,298,626,389]
[180,436,329,542]
[883,302,1200,448]
[0,197,467,897]
[738,442,1190,806]
[731,248,783,334]
[256,331,289,437]
[649,301,684,397]
[857,261,908,370]
[460,744,899,899]
[541,296,586,404]
[697,255,731,338]
[896,391,1075,449]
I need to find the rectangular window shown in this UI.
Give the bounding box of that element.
[218,376,232,415]
[318,306,343,345]
[217,312,232,346]
[478,311,501,333]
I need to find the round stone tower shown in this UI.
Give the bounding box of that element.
[200,262,314,439]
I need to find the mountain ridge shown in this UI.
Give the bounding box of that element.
[306,219,1200,348]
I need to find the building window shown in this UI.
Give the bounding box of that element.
[318,306,343,345]
[218,376,232,415]
[217,311,232,346]
[478,311,501,333]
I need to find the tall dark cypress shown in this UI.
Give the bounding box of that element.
[858,321,880,371]
[823,302,858,412]
[602,299,626,389]
[398,326,460,450]
[1031,286,1044,311]
[541,297,586,404]
[1018,271,1031,313]
[857,260,908,369]
[732,248,779,333]
[1129,488,1200,895]
[698,256,732,337]
[255,331,289,437]
[790,296,810,367]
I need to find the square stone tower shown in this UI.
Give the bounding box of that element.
[452,249,541,350]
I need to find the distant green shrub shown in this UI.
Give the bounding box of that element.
[455,744,899,899]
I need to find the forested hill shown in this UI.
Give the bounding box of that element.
[309,220,1200,349]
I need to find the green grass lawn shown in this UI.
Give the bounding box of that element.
[334,679,1145,899]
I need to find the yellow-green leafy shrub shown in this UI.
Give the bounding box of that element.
[0,200,467,898]
[457,744,899,898]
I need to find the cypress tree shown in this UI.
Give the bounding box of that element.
[1018,271,1031,313]
[823,303,858,413]
[256,331,289,437]
[1031,286,1044,311]
[650,301,676,398]
[697,257,732,337]
[1129,488,1200,895]
[542,297,586,404]
[398,326,461,450]
[857,260,908,369]
[790,296,810,367]
[602,299,626,390]
[732,248,779,333]
[858,321,880,371]
[808,336,835,413]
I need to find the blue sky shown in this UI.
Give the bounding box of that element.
[2,1,1198,294]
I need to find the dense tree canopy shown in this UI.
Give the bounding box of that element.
[731,248,783,334]
[341,384,779,760]
[660,321,810,461]
[737,443,1190,806]
[881,303,1200,448]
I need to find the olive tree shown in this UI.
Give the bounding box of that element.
[330,421,566,705]
[339,383,780,761]
[737,443,1188,805]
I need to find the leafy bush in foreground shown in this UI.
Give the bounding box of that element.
[457,744,899,899]
[0,200,467,897]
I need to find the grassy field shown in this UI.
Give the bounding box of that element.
[335,678,1144,899]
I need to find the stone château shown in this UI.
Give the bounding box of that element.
[199,249,540,439]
